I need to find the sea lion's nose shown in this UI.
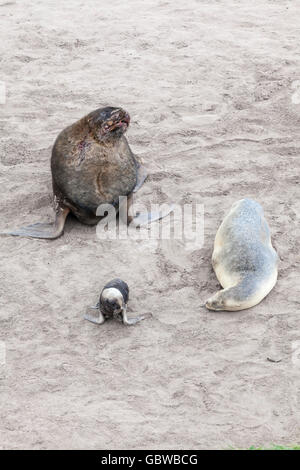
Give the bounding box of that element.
[123,112,130,123]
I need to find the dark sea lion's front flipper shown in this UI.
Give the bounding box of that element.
[84,306,105,325]
[133,163,148,193]
[124,194,174,227]
[130,204,174,227]
[0,207,70,240]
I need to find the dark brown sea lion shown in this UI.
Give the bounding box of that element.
[84,278,149,326]
[2,107,172,239]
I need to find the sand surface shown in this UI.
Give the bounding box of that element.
[0,0,300,450]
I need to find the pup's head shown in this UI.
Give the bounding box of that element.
[101,287,124,322]
[88,106,130,143]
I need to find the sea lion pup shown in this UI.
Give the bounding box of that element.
[84,278,148,326]
[2,107,172,239]
[206,199,279,312]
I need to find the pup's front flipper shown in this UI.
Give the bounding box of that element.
[84,306,105,325]
[89,302,100,310]
[122,308,152,326]
[122,316,146,325]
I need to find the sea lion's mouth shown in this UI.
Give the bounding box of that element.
[110,120,129,132]
[103,113,130,135]
[113,311,123,322]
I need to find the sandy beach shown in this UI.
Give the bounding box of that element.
[0,0,300,449]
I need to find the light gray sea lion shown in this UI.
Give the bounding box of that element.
[206,199,279,311]
[84,278,149,326]
[2,107,172,239]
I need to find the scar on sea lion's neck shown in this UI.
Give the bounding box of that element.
[76,138,91,166]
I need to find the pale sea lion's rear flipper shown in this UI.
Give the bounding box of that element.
[1,207,70,240]
[205,272,274,312]
[84,306,105,325]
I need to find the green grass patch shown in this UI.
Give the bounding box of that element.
[247,445,300,450]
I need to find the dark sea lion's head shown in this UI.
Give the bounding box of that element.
[88,107,130,143]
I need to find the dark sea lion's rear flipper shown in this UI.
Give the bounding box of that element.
[1,207,70,240]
